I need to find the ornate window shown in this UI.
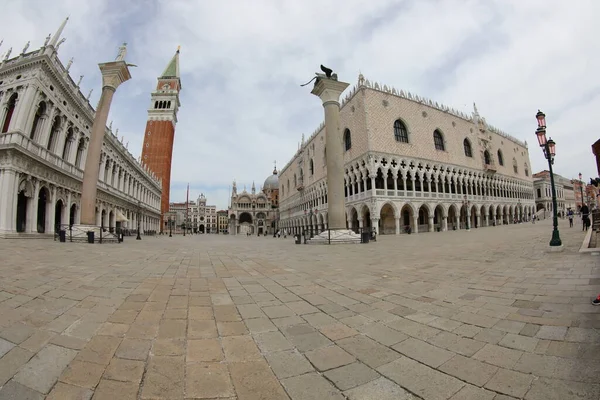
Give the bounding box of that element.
[484,150,491,165]
[309,159,314,175]
[513,158,518,174]
[433,129,445,151]
[497,149,504,166]
[394,120,409,143]
[1,93,18,133]
[463,138,472,157]
[524,163,529,177]
[344,129,351,151]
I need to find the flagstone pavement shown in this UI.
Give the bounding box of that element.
[0,218,599,400]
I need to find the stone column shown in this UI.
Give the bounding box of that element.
[442,216,448,232]
[311,77,349,231]
[394,217,400,234]
[80,59,131,227]
[0,169,18,233]
[428,216,434,232]
[412,216,419,234]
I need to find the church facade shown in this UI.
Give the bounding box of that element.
[0,18,163,237]
[278,74,536,235]
[228,168,280,235]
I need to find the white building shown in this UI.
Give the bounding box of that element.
[0,18,162,237]
[279,75,535,235]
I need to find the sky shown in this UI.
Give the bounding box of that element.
[1,0,599,210]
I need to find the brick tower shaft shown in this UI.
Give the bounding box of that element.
[141,49,181,232]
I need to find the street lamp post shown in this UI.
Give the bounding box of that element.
[535,110,562,247]
[579,172,585,214]
[462,195,470,231]
[136,200,142,241]
[169,216,172,237]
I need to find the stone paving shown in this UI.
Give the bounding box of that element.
[0,218,599,400]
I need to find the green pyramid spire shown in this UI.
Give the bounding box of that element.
[161,47,180,78]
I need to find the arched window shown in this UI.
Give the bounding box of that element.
[47,116,61,152]
[484,150,491,165]
[463,138,472,157]
[524,163,529,177]
[62,127,74,160]
[433,130,445,151]
[75,138,85,168]
[394,120,409,143]
[30,102,46,140]
[344,129,351,151]
[167,101,171,109]
[294,174,297,187]
[497,150,504,166]
[154,101,158,109]
[1,93,18,133]
[513,158,518,174]
[309,159,314,175]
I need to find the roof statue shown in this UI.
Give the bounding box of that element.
[21,41,30,54]
[66,57,74,72]
[43,34,51,47]
[3,48,11,61]
[86,88,93,101]
[300,64,338,87]
[115,42,127,61]
[76,75,83,87]
[56,38,66,51]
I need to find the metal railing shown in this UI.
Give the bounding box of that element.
[53,224,120,244]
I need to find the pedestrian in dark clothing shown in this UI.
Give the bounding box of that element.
[582,204,590,231]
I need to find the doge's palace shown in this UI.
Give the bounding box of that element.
[0,18,162,238]
[279,74,536,236]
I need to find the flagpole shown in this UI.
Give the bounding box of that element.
[185,183,189,236]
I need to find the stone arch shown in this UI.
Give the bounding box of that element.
[433,204,445,231]
[30,101,47,140]
[417,204,431,232]
[47,115,61,152]
[16,180,33,233]
[379,202,396,234]
[348,206,359,233]
[1,92,18,133]
[37,186,50,233]
[480,204,487,227]
[448,203,459,230]
[399,203,416,233]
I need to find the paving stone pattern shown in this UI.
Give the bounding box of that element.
[0,219,599,399]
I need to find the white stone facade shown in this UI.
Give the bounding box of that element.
[0,22,162,237]
[279,74,536,235]
[533,171,575,216]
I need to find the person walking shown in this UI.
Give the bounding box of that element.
[568,210,574,227]
[581,204,590,231]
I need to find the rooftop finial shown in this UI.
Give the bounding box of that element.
[66,57,74,72]
[86,88,93,101]
[76,75,83,87]
[49,17,69,48]
[273,160,277,174]
[177,45,181,53]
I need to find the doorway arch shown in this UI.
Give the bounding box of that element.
[70,204,76,227]
[37,187,49,233]
[55,199,64,232]
[16,190,28,232]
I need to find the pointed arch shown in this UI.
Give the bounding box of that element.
[463,138,473,157]
[484,150,491,165]
[344,129,352,151]
[497,149,504,166]
[433,129,445,151]
[394,119,409,143]
[309,159,314,175]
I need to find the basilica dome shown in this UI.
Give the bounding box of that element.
[263,168,279,190]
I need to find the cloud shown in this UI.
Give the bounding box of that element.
[2,0,598,209]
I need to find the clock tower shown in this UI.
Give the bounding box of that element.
[141,48,181,232]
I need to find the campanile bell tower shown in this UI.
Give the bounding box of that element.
[141,48,181,232]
